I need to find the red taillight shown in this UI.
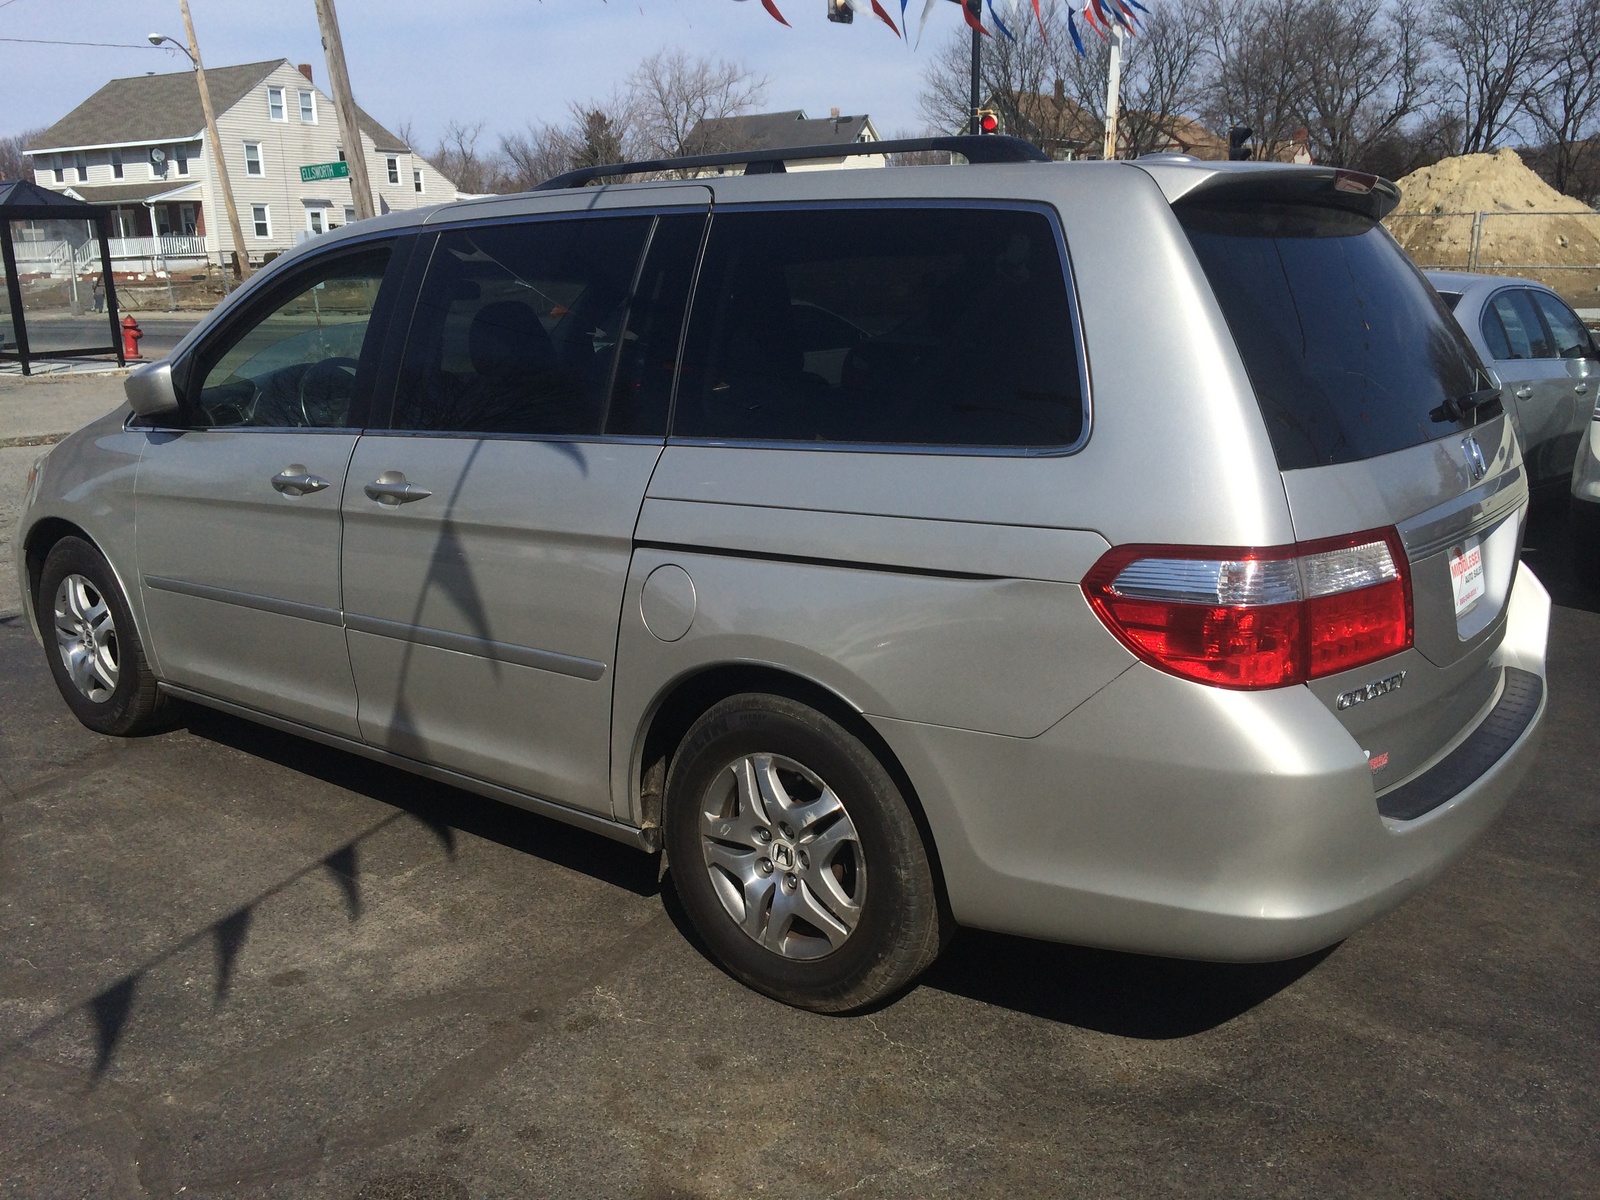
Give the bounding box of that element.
[1083,528,1412,690]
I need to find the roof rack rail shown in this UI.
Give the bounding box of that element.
[532,135,1050,191]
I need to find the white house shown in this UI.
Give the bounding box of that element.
[27,59,454,274]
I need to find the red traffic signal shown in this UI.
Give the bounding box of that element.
[977,109,1000,135]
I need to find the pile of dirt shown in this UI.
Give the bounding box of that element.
[1384,148,1600,303]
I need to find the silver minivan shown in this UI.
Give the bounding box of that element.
[16,140,1550,1012]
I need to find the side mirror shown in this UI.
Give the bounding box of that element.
[124,359,180,417]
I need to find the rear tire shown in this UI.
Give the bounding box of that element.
[664,693,948,1013]
[38,537,169,736]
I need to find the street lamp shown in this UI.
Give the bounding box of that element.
[149,2,253,284]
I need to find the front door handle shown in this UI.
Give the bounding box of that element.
[364,470,433,506]
[272,465,330,496]
[1514,386,1533,399]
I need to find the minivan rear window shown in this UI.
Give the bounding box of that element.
[673,206,1084,449]
[1179,202,1488,471]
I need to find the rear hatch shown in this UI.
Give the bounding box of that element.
[1171,169,1530,809]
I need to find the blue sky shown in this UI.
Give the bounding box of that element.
[2,0,956,148]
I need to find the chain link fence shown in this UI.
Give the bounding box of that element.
[1385,210,1600,322]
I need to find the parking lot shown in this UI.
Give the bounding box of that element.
[0,406,1596,1197]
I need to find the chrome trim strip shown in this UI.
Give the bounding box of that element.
[1399,466,1526,560]
[156,683,653,851]
[143,575,343,626]
[343,612,607,681]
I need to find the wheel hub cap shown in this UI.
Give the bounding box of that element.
[699,753,865,960]
[52,573,120,704]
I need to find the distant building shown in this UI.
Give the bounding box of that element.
[976,85,1228,161]
[26,59,454,273]
[684,109,884,172]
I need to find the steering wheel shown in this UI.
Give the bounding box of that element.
[298,357,361,427]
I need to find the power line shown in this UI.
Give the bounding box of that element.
[0,36,164,49]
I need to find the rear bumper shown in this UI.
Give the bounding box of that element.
[871,563,1551,962]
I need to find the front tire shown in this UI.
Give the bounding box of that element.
[38,537,168,736]
[664,693,948,1013]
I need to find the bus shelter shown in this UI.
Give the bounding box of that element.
[0,180,123,376]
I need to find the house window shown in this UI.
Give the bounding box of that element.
[179,204,198,236]
[175,145,189,176]
[387,157,399,185]
[337,147,346,162]
[53,156,64,183]
[268,87,285,121]
[244,142,263,176]
[111,150,124,179]
[252,205,270,239]
[299,90,316,123]
[72,152,87,182]
[413,168,423,193]
[307,208,325,235]
[344,205,357,226]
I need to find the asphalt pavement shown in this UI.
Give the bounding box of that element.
[0,443,1596,1195]
[13,314,202,363]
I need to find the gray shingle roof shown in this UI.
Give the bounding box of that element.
[687,110,874,153]
[28,60,410,154]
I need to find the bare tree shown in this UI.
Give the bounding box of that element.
[500,121,577,189]
[1427,0,1552,153]
[1199,0,1310,158]
[427,119,508,194]
[626,49,766,161]
[0,128,44,181]
[1064,0,1209,156]
[1524,0,1600,198]
[1293,0,1431,167]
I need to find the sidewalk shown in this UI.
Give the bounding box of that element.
[0,372,127,447]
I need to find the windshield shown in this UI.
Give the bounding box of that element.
[1179,202,1490,471]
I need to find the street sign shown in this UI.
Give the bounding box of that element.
[299,161,350,183]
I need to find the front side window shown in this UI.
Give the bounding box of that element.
[393,213,700,437]
[674,205,1084,448]
[387,157,400,185]
[268,87,285,121]
[251,204,270,238]
[1486,290,1554,360]
[299,89,316,123]
[188,244,392,429]
[1530,290,1594,359]
[244,141,263,177]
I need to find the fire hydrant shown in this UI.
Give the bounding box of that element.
[120,315,143,360]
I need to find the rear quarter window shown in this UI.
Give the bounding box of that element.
[1179,202,1488,471]
[672,205,1085,450]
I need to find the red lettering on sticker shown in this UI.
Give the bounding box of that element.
[1370,752,1390,771]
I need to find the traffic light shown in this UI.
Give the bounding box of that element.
[977,109,1000,135]
[1228,126,1253,161]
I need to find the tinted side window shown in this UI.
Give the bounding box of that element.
[1180,203,1485,470]
[673,206,1083,449]
[1480,304,1513,361]
[607,213,706,437]
[1530,291,1593,359]
[1488,290,1554,360]
[191,244,391,428]
[393,216,653,436]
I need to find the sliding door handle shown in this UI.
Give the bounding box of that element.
[272,465,330,496]
[364,471,433,506]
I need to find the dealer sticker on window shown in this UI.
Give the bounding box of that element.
[1450,536,1486,618]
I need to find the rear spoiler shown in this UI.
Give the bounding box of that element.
[1133,159,1402,222]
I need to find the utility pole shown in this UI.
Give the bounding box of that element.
[176,0,252,280]
[1101,24,1125,161]
[968,0,982,135]
[313,0,377,221]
